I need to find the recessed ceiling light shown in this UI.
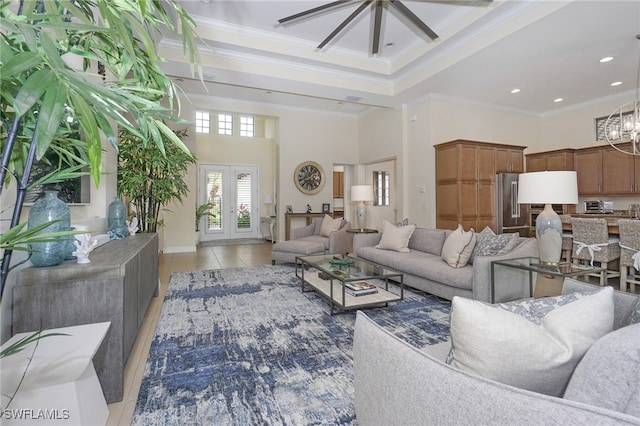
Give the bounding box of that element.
[611,81,623,86]
[553,98,564,103]
[385,42,395,48]
[599,56,614,63]
[510,88,520,94]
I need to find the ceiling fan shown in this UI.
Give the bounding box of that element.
[278,0,493,55]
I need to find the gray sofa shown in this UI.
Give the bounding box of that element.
[271,217,353,264]
[354,278,640,425]
[353,227,538,302]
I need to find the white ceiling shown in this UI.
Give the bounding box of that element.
[160,0,640,115]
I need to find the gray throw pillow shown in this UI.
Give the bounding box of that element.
[564,323,640,417]
[447,287,614,397]
[470,226,519,263]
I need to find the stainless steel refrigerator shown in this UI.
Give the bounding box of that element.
[496,173,530,236]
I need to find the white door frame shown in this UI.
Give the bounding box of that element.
[198,163,259,241]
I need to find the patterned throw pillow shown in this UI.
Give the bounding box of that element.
[470,226,519,263]
[629,297,640,325]
[396,218,409,227]
[446,286,614,397]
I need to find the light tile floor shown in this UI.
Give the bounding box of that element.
[106,241,274,425]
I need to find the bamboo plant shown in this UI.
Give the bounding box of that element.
[0,0,202,303]
[117,127,195,233]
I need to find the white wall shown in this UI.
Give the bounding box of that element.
[539,91,640,211]
[160,95,359,247]
[359,96,541,228]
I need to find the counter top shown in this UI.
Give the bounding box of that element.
[561,213,639,234]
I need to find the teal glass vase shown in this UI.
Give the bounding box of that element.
[27,190,71,267]
[108,197,130,239]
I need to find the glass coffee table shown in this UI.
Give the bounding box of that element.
[490,256,605,303]
[295,254,404,315]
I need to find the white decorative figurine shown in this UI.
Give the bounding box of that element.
[127,217,139,236]
[72,233,98,264]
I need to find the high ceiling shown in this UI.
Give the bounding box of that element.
[160,0,640,115]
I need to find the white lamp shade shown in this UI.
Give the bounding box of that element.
[517,171,579,205]
[351,185,374,202]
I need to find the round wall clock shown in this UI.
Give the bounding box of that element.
[293,161,325,195]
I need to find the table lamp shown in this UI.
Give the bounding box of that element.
[517,171,578,264]
[351,185,374,230]
[264,194,274,217]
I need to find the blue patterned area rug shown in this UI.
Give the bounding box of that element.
[132,264,451,425]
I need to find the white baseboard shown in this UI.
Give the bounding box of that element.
[163,245,196,253]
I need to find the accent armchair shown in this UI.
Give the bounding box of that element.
[271,217,353,264]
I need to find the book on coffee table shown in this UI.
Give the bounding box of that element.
[345,281,378,296]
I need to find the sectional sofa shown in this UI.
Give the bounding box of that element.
[354,278,640,425]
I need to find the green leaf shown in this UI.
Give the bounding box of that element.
[0,52,42,80]
[35,82,67,159]
[14,68,55,117]
[37,31,65,69]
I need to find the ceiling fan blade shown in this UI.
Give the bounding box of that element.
[318,0,372,49]
[410,0,492,3]
[278,0,352,25]
[389,0,439,40]
[372,0,384,55]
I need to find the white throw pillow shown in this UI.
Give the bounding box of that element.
[447,286,614,397]
[440,224,476,268]
[375,220,416,252]
[319,214,342,237]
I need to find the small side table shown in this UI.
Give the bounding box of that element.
[1,322,111,426]
[490,257,604,303]
[260,216,277,243]
[347,228,378,234]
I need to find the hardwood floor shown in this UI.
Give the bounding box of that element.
[106,241,274,425]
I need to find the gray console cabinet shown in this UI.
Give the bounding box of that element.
[12,233,159,403]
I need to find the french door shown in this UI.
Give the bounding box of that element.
[199,164,259,241]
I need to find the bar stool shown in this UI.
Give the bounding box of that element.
[570,218,620,286]
[618,219,640,293]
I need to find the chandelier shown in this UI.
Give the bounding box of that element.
[604,34,640,155]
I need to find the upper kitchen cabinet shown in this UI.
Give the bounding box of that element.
[496,147,524,173]
[575,147,603,196]
[575,143,640,196]
[602,143,640,195]
[526,149,575,172]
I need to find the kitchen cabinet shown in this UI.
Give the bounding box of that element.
[435,140,524,232]
[575,147,603,196]
[603,147,635,194]
[496,147,524,173]
[333,171,344,198]
[526,148,575,172]
[574,143,640,196]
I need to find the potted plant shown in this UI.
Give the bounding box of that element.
[0,0,201,303]
[196,203,216,232]
[117,128,195,233]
